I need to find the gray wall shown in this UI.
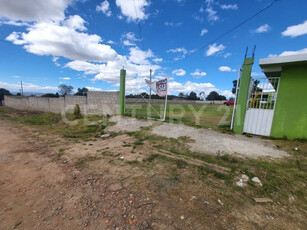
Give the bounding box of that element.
[4,91,119,115]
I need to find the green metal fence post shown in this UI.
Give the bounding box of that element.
[119,69,126,116]
[233,57,254,134]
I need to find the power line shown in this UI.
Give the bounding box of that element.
[169,0,280,64]
[133,0,145,50]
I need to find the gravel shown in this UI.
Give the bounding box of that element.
[152,123,289,159]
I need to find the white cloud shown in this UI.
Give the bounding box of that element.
[167,47,195,61]
[206,7,218,21]
[268,48,307,57]
[107,40,115,44]
[164,21,182,27]
[167,47,188,55]
[123,40,136,46]
[6,17,118,63]
[220,4,238,10]
[201,28,208,36]
[59,77,71,80]
[96,0,112,17]
[121,32,140,46]
[129,47,154,65]
[282,20,307,38]
[204,0,218,22]
[254,24,271,33]
[220,90,234,98]
[115,0,149,21]
[6,32,27,45]
[86,86,103,91]
[63,15,87,31]
[0,81,58,93]
[223,52,231,58]
[169,80,217,95]
[206,43,225,56]
[172,69,186,76]
[153,58,163,63]
[65,50,161,85]
[218,66,233,72]
[123,32,140,41]
[191,69,207,78]
[0,19,30,27]
[52,57,61,67]
[0,0,72,22]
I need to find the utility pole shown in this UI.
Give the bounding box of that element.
[149,69,152,102]
[20,81,24,96]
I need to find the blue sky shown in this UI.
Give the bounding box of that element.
[0,0,307,97]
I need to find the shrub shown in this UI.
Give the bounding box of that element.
[74,104,81,118]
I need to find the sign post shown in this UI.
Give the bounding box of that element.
[119,68,126,116]
[145,78,168,121]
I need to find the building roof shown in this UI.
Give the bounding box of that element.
[259,53,307,67]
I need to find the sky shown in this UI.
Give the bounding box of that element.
[0,0,307,98]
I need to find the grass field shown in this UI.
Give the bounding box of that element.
[125,103,233,131]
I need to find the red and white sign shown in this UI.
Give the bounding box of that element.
[145,78,168,97]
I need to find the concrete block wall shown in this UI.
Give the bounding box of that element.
[4,91,119,116]
[87,91,119,115]
[49,97,64,113]
[64,95,87,114]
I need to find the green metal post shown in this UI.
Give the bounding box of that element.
[233,57,254,134]
[119,69,126,115]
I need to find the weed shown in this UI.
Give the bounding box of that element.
[75,156,100,169]
[134,140,144,146]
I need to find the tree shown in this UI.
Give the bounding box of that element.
[0,88,12,105]
[187,91,198,100]
[206,91,220,101]
[178,92,184,98]
[206,91,226,101]
[232,79,262,95]
[232,80,238,94]
[41,93,59,98]
[58,84,73,96]
[75,87,88,96]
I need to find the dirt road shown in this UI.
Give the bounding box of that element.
[0,121,154,229]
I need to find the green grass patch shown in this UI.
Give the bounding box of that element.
[125,104,233,131]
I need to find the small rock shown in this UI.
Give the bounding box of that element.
[218,199,224,206]
[241,174,249,182]
[252,177,262,187]
[101,134,110,138]
[235,174,249,187]
[180,215,185,220]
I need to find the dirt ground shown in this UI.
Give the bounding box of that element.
[0,118,306,230]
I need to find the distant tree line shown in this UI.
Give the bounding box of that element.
[41,85,88,98]
[126,90,227,101]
